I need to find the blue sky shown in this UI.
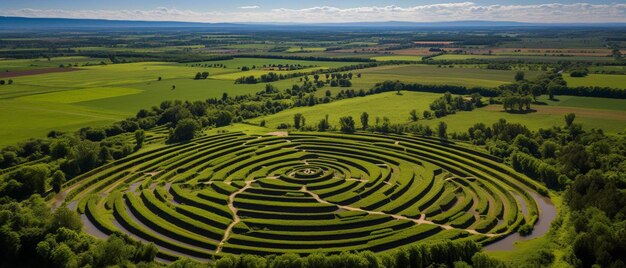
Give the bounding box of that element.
[1,1,625,23]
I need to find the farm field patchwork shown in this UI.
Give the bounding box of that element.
[0,58,363,145]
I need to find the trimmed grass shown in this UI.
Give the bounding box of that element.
[536,95,626,112]
[564,73,626,89]
[19,87,143,103]
[0,99,125,146]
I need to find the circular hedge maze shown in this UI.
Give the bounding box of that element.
[66,132,546,261]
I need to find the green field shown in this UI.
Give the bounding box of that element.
[372,55,423,61]
[564,73,626,88]
[0,56,110,72]
[253,92,441,128]
[352,64,541,88]
[286,47,326,53]
[424,105,626,134]
[432,54,615,62]
[254,92,626,134]
[432,54,506,60]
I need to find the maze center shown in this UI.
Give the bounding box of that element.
[70,132,543,261]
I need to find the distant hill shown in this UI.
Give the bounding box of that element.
[1,16,625,30]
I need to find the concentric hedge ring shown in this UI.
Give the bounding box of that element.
[68,132,543,261]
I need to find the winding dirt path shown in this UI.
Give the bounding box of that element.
[216,180,254,253]
[300,186,499,238]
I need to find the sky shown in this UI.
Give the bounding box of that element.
[0,0,625,23]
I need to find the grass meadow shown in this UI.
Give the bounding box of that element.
[371,55,423,61]
[253,92,626,134]
[564,73,626,88]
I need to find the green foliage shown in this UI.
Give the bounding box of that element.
[293,113,304,129]
[2,164,50,199]
[437,121,448,139]
[339,116,356,133]
[170,119,201,142]
[51,170,66,193]
[564,113,576,128]
[0,195,156,267]
[360,112,369,130]
[517,224,533,236]
[135,129,146,149]
[514,71,525,81]
[471,252,509,268]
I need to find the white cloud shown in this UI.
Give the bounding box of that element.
[238,6,260,10]
[1,3,625,23]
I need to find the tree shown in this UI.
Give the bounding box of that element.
[171,85,176,90]
[50,206,82,231]
[134,129,145,149]
[294,113,304,129]
[515,71,525,81]
[360,112,369,130]
[214,110,233,127]
[51,170,65,193]
[437,121,448,139]
[317,115,330,131]
[170,119,200,142]
[339,116,356,133]
[201,72,209,79]
[410,109,419,122]
[7,79,13,85]
[9,164,50,197]
[194,72,202,80]
[75,141,100,172]
[423,110,432,119]
[394,83,402,95]
[157,77,162,81]
[612,48,622,60]
[565,113,576,128]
